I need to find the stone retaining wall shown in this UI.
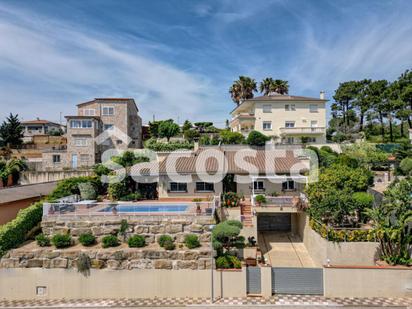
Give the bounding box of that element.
[1,246,213,270]
[41,216,213,245]
[0,216,214,270]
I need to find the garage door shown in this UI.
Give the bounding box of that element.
[272,267,323,295]
[257,214,291,231]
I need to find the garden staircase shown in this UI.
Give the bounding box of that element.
[241,201,253,228]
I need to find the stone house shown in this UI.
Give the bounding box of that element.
[42,98,142,170]
[21,119,65,143]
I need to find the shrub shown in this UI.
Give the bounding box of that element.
[108,181,128,200]
[216,255,242,269]
[185,234,200,249]
[163,239,175,250]
[400,157,412,175]
[102,235,120,248]
[78,233,96,246]
[255,194,266,205]
[246,130,270,146]
[0,202,43,256]
[158,234,173,247]
[219,130,245,144]
[78,182,97,200]
[48,176,101,201]
[145,138,193,151]
[128,235,146,248]
[222,192,240,207]
[35,233,50,247]
[119,192,142,201]
[51,234,72,248]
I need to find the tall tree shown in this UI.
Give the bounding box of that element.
[259,78,289,95]
[0,113,23,148]
[397,69,412,128]
[158,119,180,142]
[353,79,372,131]
[366,80,389,141]
[271,79,289,95]
[332,81,360,132]
[229,76,257,105]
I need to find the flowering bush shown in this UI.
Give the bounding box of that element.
[222,192,240,207]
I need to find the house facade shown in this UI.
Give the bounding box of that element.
[230,93,327,144]
[42,98,142,170]
[21,119,64,143]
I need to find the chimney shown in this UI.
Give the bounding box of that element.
[320,91,325,100]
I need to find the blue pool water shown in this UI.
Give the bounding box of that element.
[99,204,188,213]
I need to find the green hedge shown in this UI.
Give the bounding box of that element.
[0,176,102,257]
[0,201,43,256]
[309,219,377,242]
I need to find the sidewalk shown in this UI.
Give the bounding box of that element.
[0,295,411,307]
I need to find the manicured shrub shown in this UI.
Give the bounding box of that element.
[158,235,173,247]
[163,239,175,250]
[0,202,43,256]
[184,234,200,249]
[246,130,270,146]
[128,235,146,248]
[400,157,412,175]
[102,235,120,248]
[35,233,50,247]
[51,234,72,248]
[78,233,96,246]
[255,194,266,205]
[145,138,193,151]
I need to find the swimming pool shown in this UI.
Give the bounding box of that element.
[99,204,189,213]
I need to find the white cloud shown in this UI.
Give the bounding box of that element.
[0,4,220,124]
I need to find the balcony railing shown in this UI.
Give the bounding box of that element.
[279,127,325,134]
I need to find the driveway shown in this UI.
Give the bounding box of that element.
[258,232,317,267]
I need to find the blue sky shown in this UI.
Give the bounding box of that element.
[0,0,412,126]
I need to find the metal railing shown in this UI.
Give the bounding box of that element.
[279,127,325,134]
[43,199,216,218]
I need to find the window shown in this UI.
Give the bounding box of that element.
[102,106,114,116]
[253,181,264,190]
[285,121,295,128]
[83,109,95,116]
[310,120,318,127]
[74,138,88,147]
[286,137,294,144]
[196,182,214,192]
[263,104,272,113]
[70,120,92,128]
[170,182,187,192]
[104,124,114,131]
[305,137,316,143]
[309,104,318,113]
[282,180,295,191]
[285,104,296,111]
[52,155,60,163]
[116,140,123,145]
[263,121,272,130]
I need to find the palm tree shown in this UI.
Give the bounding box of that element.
[0,158,27,185]
[229,76,257,105]
[272,79,289,95]
[259,77,275,95]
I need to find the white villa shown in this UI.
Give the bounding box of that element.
[230,93,327,144]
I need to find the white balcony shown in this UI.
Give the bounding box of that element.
[279,127,325,135]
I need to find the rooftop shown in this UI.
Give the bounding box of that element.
[21,119,61,126]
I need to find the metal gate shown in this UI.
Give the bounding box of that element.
[257,213,291,231]
[246,267,261,294]
[272,267,323,295]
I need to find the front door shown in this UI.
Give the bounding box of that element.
[72,154,78,169]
